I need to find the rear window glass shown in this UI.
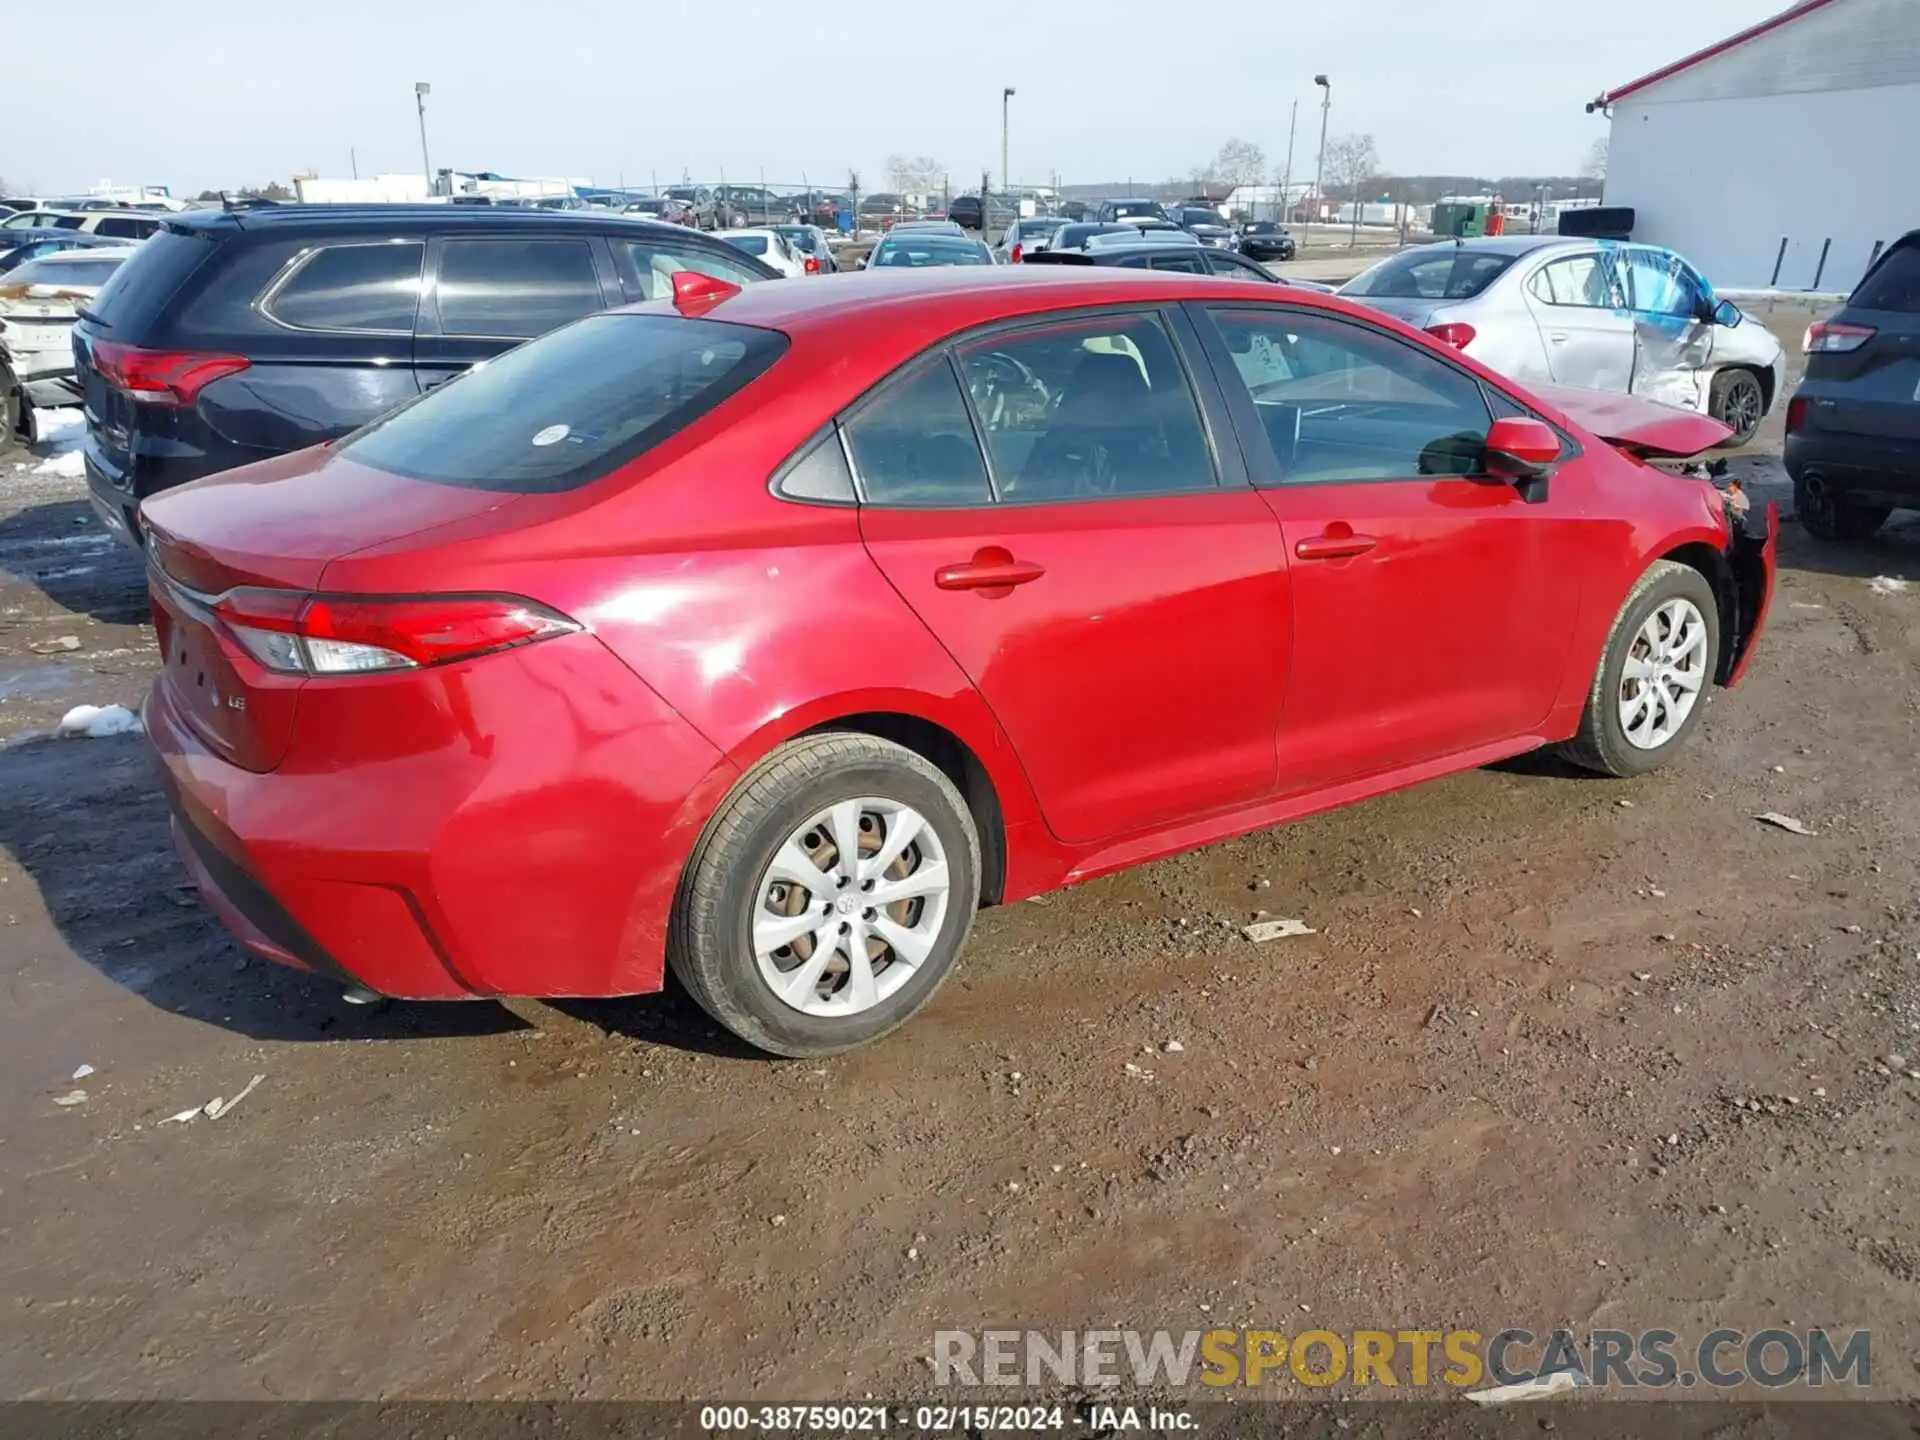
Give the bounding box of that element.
[1851,241,1920,312]
[724,234,771,257]
[1344,249,1516,301]
[435,238,603,338]
[5,256,124,287]
[265,242,424,332]
[78,227,215,333]
[340,313,787,494]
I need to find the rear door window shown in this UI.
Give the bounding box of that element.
[341,313,787,493]
[91,216,156,240]
[842,361,994,508]
[1851,242,1920,312]
[621,239,767,301]
[954,312,1217,501]
[433,237,607,338]
[263,242,425,332]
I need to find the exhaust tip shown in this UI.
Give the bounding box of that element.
[341,985,386,1007]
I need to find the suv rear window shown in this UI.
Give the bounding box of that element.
[1851,240,1920,312]
[340,313,787,493]
[79,227,217,334]
[1343,249,1516,301]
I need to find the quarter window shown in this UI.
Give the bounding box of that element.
[435,238,604,338]
[1206,308,1495,484]
[842,361,994,508]
[265,242,426,332]
[954,313,1216,501]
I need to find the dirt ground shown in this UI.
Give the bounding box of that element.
[4,305,1920,1411]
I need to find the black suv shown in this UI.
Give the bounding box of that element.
[1025,236,1331,289]
[1785,230,1920,540]
[75,205,775,544]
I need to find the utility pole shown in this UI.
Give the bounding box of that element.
[1280,99,1297,223]
[1002,86,1016,196]
[414,82,434,195]
[350,146,359,180]
[1312,74,1331,230]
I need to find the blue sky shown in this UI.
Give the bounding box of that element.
[1,0,1780,194]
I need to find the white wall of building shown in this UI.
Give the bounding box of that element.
[1603,0,1920,292]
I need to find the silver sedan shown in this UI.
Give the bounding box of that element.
[1338,236,1783,444]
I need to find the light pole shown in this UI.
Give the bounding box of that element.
[1312,74,1331,229]
[1001,87,1015,197]
[414,82,434,196]
[1280,98,1298,223]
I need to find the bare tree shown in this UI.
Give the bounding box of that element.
[1322,133,1380,207]
[1212,138,1268,191]
[885,155,945,197]
[1581,137,1609,180]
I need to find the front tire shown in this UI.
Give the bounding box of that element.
[1558,560,1720,778]
[668,733,981,1057]
[1709,368,1765,446]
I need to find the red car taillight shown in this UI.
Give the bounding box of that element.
[1786,396,1808,434]
[1011,244,1023,263]
[211,590,580,675]
[1803,320,1874,354]
[804,255,821,274]
[92,339,251,406]
[1424,322,1477,350]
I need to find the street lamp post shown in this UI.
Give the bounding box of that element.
[1001,87,1016,199]
[414,82,434,196]
[1312,74,1331,230]
[1280,98,1298,224]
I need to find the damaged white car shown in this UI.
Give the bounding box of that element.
[1,246,137,450]
[1339,236,1783,446]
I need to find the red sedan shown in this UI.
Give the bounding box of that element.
[140,267,1776,1056]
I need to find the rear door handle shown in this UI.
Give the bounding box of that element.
[1295,531,1378,561]
[1548,331,1570,344]
[934,547,1046,592]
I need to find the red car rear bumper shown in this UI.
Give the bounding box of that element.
[145,634,733,999]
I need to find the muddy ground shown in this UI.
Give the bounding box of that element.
[4,306,1920,1410]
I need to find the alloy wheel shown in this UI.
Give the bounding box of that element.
[1618,598,1708,749]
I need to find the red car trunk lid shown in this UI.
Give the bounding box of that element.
[141,449,523,772]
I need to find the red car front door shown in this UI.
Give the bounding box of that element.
[848,311,1292,845]
[1194,303,1589,793]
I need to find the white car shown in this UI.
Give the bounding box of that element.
[1339,236,1785,445]
[0,246,139,408]
[0,208,164,242]
[716,227,807,279]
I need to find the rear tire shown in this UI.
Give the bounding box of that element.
[1794,473,1889,541]
[0,360,23,459]
[1557,560,1721,779]
[668,733,981,1057]
[1709,367,1764,446]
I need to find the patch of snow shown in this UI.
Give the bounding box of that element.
[32,451,85,479]
[32,408,85,439]
[1868,575,1911,596]
[57,704,144,739]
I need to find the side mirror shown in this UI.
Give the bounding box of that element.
[1485,416,1561,502]
[1712,297,1742,328]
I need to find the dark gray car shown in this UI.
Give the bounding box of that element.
[1785,232,1920,540]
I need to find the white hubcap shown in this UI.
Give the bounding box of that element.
[1618,597,1708,750]
[752,798,950,1018]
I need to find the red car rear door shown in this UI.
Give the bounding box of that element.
[1189,302,1589,793]
[852,309,1292,846]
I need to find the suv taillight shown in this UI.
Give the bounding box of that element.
[92,339,250,406]
[1011,244,1023,263]
[211,589,580,675]
[1804,321,1875,354]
